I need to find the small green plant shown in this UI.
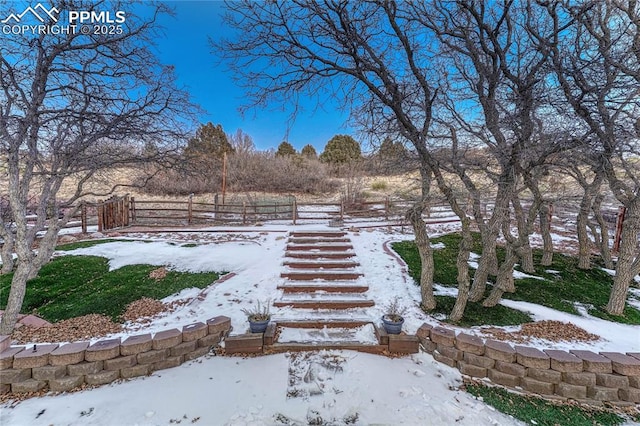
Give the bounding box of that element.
[241,300,271,322]
[383,297,407,322]
[465,382,628,426]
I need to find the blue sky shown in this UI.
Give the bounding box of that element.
[150,1,354,151]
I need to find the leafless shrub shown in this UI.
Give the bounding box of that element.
[140,150,337,196]
[228,151,338,194]
[140,167,221,196]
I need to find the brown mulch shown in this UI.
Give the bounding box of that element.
[11,314,122,344]
[10,297,191,344]
[480,320,600,344]
[148,267,168,280]
[120,297,167,322]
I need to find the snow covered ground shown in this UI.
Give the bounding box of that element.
[1,223,639,425]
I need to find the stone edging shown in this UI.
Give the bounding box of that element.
[0,316,231,396]
[417,323,640,407]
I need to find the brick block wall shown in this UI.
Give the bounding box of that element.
[0,316,230,396]
[417,322,640,406]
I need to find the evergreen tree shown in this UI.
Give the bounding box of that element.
[301,144,318,159]
[319,135,361,164]
[276,141,297,157]
[185,123,234,159]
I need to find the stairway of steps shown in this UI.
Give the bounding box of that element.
[224,230,421,355]
[266,230,386,353]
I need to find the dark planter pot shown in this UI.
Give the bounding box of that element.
[381,315,404,335]
[248,318,270,333]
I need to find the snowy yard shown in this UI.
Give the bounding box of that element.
[1,223,639,425]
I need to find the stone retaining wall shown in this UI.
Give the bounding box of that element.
[0,316,231,395]
[417,323,640,407]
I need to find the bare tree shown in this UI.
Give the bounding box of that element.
[541,1,640,315]
[0,0,198,333]
[228,128,256,155]
[422,0,572,307]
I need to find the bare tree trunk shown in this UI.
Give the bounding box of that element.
[449,217,473,322]
[470,188,511,302]
[407,203,436,310]
[592,194,614,269]
[577,189,595,269]
[0,261,31,334]
[469,236,497,301]
[483,245,518,307]
[539,202,554,266]
[606,200,640,315]
[512,196,535,273]
[0,233,15,274]
[26,221,60,280]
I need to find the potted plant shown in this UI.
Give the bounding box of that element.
[381,298,406,334]
[242,300,271,333]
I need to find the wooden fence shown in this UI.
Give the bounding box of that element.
[125,196,458,226]
[18,194,625,245]
[97,195,130,231]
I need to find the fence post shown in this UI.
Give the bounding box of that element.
[188,194,193,225]
[613,206,626,253]
[384,196,389,220]
[97,199,103,232]
[340,201,344,221]
[81,202,87,234]
[214,194,219,220]
[242,202,247,225]
[123,195,129,227]
[292,199,297,225]
[130,197,136,223]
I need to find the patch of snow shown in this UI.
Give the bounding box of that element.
[278,325,379,344]
[513,270,545,281]
[0,352,525,426]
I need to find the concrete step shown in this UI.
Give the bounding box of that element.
[280,271,362,281]
[288,237,350,244]
[285,251,355,259]
[286,244,353,251]
[283,261,360,269]
[264,323,385,354]
[273,298,375,309]
[278,281,369,293]
[273,319,372,328]
[290,231,347,237]
[264,342,388,354]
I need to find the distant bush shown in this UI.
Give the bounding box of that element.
[320,134,361,166]
[140,166,220,196]
[275,141,297,157]
[228,151,337,194]
[141,150,337,196]
[371,180,387,191]
[301,144,318,159]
